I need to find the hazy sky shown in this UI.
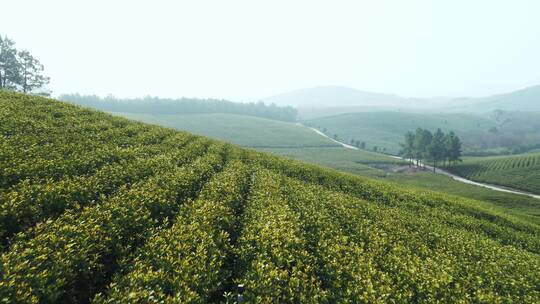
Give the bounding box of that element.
[2,0,539,100]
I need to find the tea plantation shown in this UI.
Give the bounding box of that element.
[449,153,540,195]
[0,91,539,303]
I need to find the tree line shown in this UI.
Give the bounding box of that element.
[0,35,50,94]
[400,128,462,171]
[59,94,298,122]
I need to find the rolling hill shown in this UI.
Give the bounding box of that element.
[452,84,540,112]
[264,84,540,119]
[263,85,407,108]
[1,91,539,303]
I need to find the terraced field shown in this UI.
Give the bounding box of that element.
[0,92,539,303]
[449,153,540,194]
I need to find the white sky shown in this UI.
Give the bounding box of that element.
[1,0,539,100]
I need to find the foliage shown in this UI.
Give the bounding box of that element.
[94,161,252,303]
[234,169,327,303]
[0,151,224,303]
[401,127,462,169]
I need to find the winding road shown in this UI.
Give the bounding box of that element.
[308,127,540,200]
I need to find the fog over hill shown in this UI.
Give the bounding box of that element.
[263,86,407,108]
[264,85,540,118]
[453,84,540,112]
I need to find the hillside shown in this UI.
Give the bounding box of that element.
[1,91,539,303]
[306,111,540,155]
[449,152,540,194]
[113,112,338,148]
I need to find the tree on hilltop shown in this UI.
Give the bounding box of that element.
[18,50,50,93]
[0,35,49,93]
[0,36,20,90]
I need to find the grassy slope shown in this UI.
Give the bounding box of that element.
[1,92,540,302]
[306,112,496,154]
[448,152,540,194]
[113,112,339,148]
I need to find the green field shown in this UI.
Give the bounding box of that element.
[1,92,539,302]
[448,152,540,194]
[114,112,339,148]
[305,111,540,155]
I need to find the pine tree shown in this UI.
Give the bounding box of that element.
[17,50,50,93]
[0,36,21,90]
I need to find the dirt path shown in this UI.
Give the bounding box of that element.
[308,126,540,200]
[308,127,360,150]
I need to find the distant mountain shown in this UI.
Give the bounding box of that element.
[264,85,540,117]
[463,85,540,112]
[263,86,409,108]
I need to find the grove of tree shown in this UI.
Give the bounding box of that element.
[400,128,462,171]
[59,94,298,122]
